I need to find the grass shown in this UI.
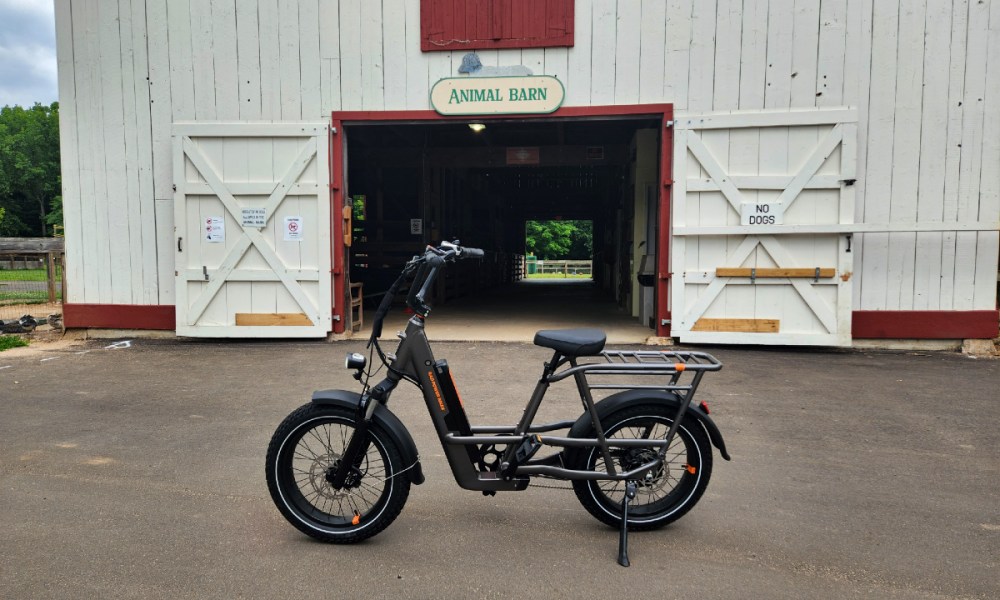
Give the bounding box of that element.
[1,292,60,303]
[525,273,593,279]
[0,268,61,282]
[0,335,29,351]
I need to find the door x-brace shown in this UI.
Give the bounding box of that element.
[180,137,320,326]
[679,124,846,334]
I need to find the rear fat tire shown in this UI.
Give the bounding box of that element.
[265,403,410,543]
[568,404,713,530]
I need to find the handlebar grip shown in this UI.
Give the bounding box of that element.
[462,247,484,259]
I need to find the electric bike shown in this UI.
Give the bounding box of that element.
[265,241,730,566]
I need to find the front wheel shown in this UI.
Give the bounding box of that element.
[567,404,713,530]
[265,403,410,543]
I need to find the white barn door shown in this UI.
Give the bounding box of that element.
[173,123,332,337]
[671,109,857,346]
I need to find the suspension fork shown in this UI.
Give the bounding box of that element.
[328,370,403,489]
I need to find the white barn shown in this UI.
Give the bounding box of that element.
[54,0,999,345]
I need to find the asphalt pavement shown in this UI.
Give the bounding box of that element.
[1,336,997,599]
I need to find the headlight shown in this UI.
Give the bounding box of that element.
[345,352,366,371]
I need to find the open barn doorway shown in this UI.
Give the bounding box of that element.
[336,110,668,340]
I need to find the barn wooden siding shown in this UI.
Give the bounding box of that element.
[55,0,999,320]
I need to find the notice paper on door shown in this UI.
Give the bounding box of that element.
[284,216,303,241]
[205,216,224,243]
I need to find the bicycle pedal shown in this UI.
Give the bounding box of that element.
[514,435,543,464]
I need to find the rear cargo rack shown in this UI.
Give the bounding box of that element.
[547,350,722,396]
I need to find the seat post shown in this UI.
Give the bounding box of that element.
[508,351,563,440]
[543,350,564,378]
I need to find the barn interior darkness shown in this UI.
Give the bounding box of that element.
[344,117,660,319]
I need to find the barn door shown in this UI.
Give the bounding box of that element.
[671,109,857,346]
[173,123,332,337]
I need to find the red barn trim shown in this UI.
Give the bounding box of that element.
[63,304,175,330]
[60,304,999,340]
[852,310,999,339]
[421,0,574,52]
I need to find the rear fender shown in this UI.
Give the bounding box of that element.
[568,389,730,461]
[311,389,425,484]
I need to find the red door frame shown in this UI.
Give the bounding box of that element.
[329,104,674,336]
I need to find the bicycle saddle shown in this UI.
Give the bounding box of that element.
[533,328,607,356]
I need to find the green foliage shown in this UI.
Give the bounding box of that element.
[525,220,593,260]
[0,335,29,351]
[0,268,58,281]
[0,102,62,237]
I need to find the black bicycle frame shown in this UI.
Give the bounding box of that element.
[337,315,707,493]
[329,246,725,494]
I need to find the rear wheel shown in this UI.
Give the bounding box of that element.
[265,403,410,543]
[568,404,712,530]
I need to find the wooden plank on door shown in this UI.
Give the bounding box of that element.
[692,318,780,332]
[716,267,837,278]
[236,313,312,326]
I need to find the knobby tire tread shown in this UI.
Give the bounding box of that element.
[265,403,410,543]
[567,403,713,530]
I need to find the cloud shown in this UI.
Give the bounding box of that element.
[0,0,57,107]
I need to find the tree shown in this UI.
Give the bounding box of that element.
[0,102,62,237]
[525,220,592,260]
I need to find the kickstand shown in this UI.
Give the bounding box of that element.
[617,481,638,567]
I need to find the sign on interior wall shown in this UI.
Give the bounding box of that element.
[430,76,565,116]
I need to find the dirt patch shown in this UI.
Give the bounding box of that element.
[0,328,89,358]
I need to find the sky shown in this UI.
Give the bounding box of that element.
[0,0,58,108]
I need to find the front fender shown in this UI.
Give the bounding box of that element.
[568,389,730,461]
[311,389,425,484]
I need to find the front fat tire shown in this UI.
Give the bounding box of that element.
[265,403,410,543]
[568,404,713,530]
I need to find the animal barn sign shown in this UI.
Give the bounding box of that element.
[430,76,565,115]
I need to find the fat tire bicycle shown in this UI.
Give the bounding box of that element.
[266,241,730,566]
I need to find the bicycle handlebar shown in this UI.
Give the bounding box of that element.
[368,241,484,344]
[404,241,484,318]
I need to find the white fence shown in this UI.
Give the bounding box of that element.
[526,259,593,277]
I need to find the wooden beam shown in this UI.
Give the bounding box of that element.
[716,267,836,279]
[0,237,65,253]
[235,313,313,326]
[691,318,780,333]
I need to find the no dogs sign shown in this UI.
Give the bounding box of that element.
[284,216,303,242]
